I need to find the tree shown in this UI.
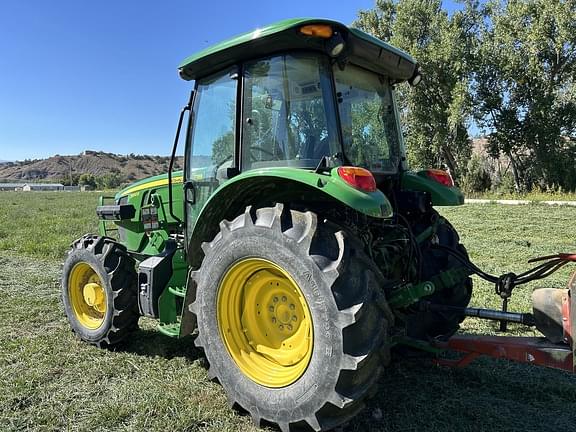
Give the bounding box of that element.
[355,0,478,181]
[462,153,492,192]
[473,0,576,191]
[60,173,80,186]
[95,173,124,190]
[78,173,97,188]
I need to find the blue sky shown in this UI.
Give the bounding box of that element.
[0,0,460,161]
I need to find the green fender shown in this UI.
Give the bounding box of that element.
[186,166,392,268]
[401,171,465,206]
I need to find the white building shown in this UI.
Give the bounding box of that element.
[0,183,25,191]
[22,183,64,191]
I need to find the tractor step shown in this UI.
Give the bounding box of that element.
[168,285,186,297]
[158,322,181,338]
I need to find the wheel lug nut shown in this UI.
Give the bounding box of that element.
[279,325,284,330]
[287,324,293,331]
[272,317,277,323]
[281,296,287,302]
[273,297,278,303]
[289,304,295,310]
[269,306,274,312]
[292,315,297,321]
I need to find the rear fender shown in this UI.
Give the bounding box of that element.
[186,167,392,268]
[401,171,465,206]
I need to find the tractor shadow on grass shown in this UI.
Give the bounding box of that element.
[110,329,576,432]
[115,328,203,362]
[345,356,576,432]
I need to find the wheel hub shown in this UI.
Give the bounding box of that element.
[68,263,107,329]
[218,258,313,387]
[82,282,106,312]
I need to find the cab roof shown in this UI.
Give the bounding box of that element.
[179,18,417,82]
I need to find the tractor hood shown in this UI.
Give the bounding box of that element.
[116,170,184,198]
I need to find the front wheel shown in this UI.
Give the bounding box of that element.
[190,204,392,432]
[62,235,139,347]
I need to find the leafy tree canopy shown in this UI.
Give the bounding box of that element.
[473,0,576,191]
[356,0,477,181]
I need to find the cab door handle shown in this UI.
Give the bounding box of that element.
[183,181,196,205]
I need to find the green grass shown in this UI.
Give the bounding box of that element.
[1,191,575,431]
[466,190,576,202]
[442,204,576,336]
[0,191,102,259]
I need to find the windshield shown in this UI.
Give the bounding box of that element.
[333,64,400,173]
[242,54,341,170]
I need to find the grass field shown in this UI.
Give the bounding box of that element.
[1,191,575,431]
[467,190,576,202]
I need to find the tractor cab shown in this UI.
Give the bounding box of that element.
[187,51,403,179]
[180,19,418,190]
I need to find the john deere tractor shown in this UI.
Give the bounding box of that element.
[62,18,576,432]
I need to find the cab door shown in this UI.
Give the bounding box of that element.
[184,68,238,250]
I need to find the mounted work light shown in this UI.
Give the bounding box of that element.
[408,64,422,86]
[326,32,345,57]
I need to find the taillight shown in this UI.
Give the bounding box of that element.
[425,169,454,187]
[337,167,377,192]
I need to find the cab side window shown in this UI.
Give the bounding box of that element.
[188,70,237,181]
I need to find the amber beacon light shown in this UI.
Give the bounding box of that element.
[299,24,333,38]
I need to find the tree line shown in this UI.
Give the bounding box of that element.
[356,0,576,192]
[60,173,124,189]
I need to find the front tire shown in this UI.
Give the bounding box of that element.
[62,235,139,347]
[190,204,392,432]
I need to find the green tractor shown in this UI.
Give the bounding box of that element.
[61,18,576,432]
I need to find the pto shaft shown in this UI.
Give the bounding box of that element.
[424,302,535,326]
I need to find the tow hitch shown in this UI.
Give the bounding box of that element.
[431,254,576,373]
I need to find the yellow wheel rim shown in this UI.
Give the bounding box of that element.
[68,262,107,329]
[217,258,313,387]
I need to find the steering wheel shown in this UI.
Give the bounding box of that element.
[249,145,281,161]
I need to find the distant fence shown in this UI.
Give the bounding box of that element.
[0,184,91,192]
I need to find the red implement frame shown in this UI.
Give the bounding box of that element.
[436,272,576,374]
[436,335,573,372]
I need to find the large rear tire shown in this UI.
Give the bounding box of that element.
[190,204,392,432]
[407,218,473,340]
[62,235,139,347]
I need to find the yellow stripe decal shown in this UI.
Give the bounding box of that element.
[123,176,183,195]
